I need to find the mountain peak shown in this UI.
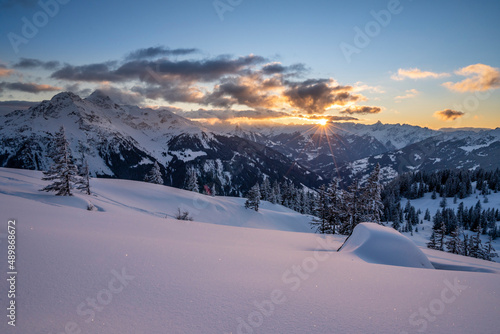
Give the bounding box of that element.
[51,91,82,103]
[85,90,117,109]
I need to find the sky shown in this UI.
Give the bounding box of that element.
[0,0,499,129]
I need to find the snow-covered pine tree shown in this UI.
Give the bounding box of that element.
[245,183,261,211]
[311,185,332,234]
[76,158,91,195]
[41,126,79,196]
[427,231,439,250]
[483,235,498,261]
[144,161,164,185]
[361,163,384,224]
[260,178,271,201]
[469,227,484,259]
[185,167,199,193]
[445,227,464,255]
[340,179,362,235]
[326,178,343,234]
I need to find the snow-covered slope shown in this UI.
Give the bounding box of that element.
[1,167,500,334]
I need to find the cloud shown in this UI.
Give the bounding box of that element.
[261,62,307,76]
[52,55,266,83]
[284,79,360,114]
[339,105,381,115]
[43,47,378,113]
[395,88,419,100]
[177,108,291,120]
[305,115,359,121]
[203,74,284,109]
[125,47,199,60]
[443,64,500,92]
[0,82,62,93]
[13,58,60,70]
[89,86,145,105]
[391,68,450,81]
[434,109,465,121]
[0,65,13,77]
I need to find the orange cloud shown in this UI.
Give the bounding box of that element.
[340,105,381,115]
[395,89,419,101]
[391,68,450,81]
[443,64,500,92]
[0,67,13,77]
[434,109,464,121]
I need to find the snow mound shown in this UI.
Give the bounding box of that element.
[339,223,434,269]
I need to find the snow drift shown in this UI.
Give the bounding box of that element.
[339,223,434,269]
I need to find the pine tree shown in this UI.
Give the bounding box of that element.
[185,167,199,192]
[424,208,431,221]
[361,163,384,224]
[260,178,271,201]
[469,227,484,259]
[245,183,261,211]
[144,161,164,185]
[483,235,499,261]
[431,189,437,200]
[41,126,79,196]
[427,231,439,250]
[311,185,331,233]
[445,227,464,255]
[76,158,91,195]
[439,196,448,208]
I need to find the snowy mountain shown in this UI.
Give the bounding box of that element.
[337,129,500,183]
[0,91,322,195]
[205,121,438,178]
[1,91,499,191]
[1,167,499,334]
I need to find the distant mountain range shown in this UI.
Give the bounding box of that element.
[1,91,499,193]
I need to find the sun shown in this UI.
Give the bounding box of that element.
[317,119,328,126]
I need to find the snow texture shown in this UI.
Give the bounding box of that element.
[0,168,499,334]
[339,223,434,269]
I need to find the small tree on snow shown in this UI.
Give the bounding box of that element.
[41,126,79,196]
[185,167,199,192]
[245,183,261,211]
[76,158,91,195]
[144,161,164,185]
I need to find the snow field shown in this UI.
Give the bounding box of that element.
[0,168,499,334]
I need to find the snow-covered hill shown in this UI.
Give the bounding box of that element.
[1,167,499,334]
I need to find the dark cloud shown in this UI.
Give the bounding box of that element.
[51,62,122,82]
[13,58,60,70]
[262,62,307,76]
[284,79,360,114]
[52,55,266,83]
[340,106,381,114]
[434,109,465,121]
[125,46,199,60]
[204,76,281,109]
[0,82,61,93]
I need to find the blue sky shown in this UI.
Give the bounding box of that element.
[1,0,499,129]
